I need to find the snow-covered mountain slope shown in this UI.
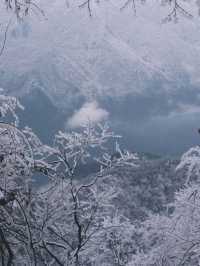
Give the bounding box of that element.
[1,0,200,103]
[1,0,200,154]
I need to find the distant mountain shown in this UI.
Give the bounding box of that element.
[1,0,200,104]
[1,1,200,155]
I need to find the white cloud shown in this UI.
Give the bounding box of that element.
[67,101,109,128]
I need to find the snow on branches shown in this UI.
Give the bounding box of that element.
[0,91,138,265]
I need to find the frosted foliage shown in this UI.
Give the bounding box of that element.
[130,186,200,266]
[34,123,139,265]
[2,90,187,266]
[176,146,200,184]
[0,92,140,265]
[0,89,23,125]
[0,90,31,193]
[130,147,200,266]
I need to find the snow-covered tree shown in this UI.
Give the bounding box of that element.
[0,89,141,265]
[129,146,200,266]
